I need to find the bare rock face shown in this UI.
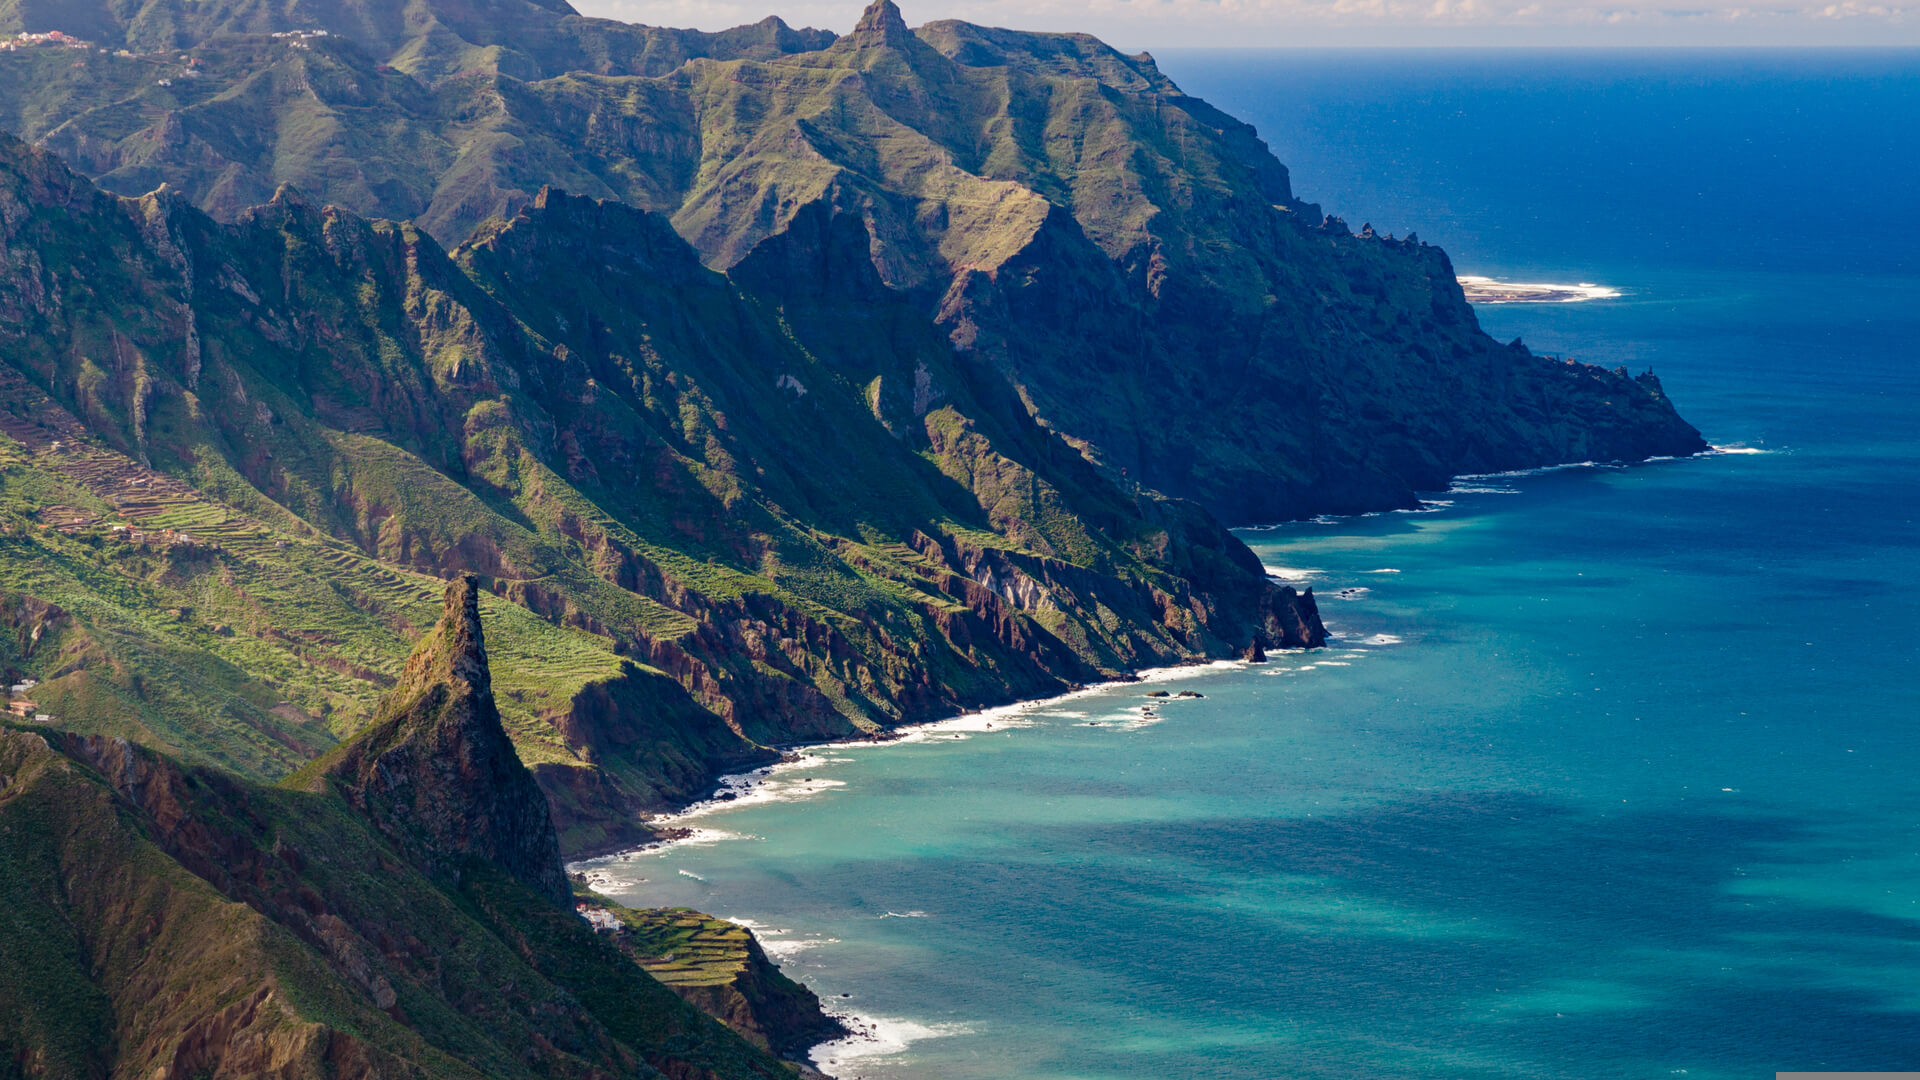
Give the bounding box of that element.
[848,0,915,48]
[322,574,571,907]
[1266,585,1327,650]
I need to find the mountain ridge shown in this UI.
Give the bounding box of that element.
[0,5,1717,1072]
[0,0,1701,850]
[0,128,1319,857]
[0,0,1703,522]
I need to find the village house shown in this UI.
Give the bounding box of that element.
[0,30,92,52]
[579,905,621,934]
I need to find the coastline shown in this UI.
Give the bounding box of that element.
[569,446,1772,866]
[564,445,1768,1075]
[568,655,1258,1076]
[1241,445,1764,533]
[566,658,1253,872]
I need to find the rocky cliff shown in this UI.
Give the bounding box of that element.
[0,0,1711,1066]
[0,576,853,1076]
[0,0,1707,523]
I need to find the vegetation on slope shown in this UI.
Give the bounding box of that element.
[572,880,849,1060]
[0,584,810,1079]
[0,0,1696,850]
[0,0,1710,1069]
[0,127,1308,851]
[0,714,794,1076]
[1,0,1705,526]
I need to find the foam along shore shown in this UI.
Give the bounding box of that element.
[1457,275,1621,303]
[566,660,1254,874]
[567,655,1303,1074]
[809,1010,974,1076]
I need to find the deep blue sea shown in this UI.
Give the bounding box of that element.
[589,51,1920,1078]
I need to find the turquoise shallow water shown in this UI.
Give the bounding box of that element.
[593,52,1920,1078]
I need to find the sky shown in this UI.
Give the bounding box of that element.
[572,0,1916,46]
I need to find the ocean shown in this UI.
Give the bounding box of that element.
[586,50,1920,1078]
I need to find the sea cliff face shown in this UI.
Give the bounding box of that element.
[0,2,1716,1073]
[571,891,851,1061]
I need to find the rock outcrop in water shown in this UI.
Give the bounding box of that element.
[1266,586,1327,649]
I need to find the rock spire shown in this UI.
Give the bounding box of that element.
[323,575,570,906]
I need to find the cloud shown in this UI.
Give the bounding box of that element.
[1811,0,1901,14]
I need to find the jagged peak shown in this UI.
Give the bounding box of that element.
[468,184,702,283]
[0,131,90,200]
[849,0,914,48]
[266,182,313,211]
[393,573,491,703]
[313,573,570,907]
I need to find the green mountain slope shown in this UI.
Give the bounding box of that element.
[0,580,813,1079]
[0,0,1703,850]
[0,0,1705,525]
[0,131,1313,852]
[0,1,1711,1063]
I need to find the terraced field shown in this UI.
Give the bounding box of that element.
[0,364,628,780]
[616,907,760,988]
